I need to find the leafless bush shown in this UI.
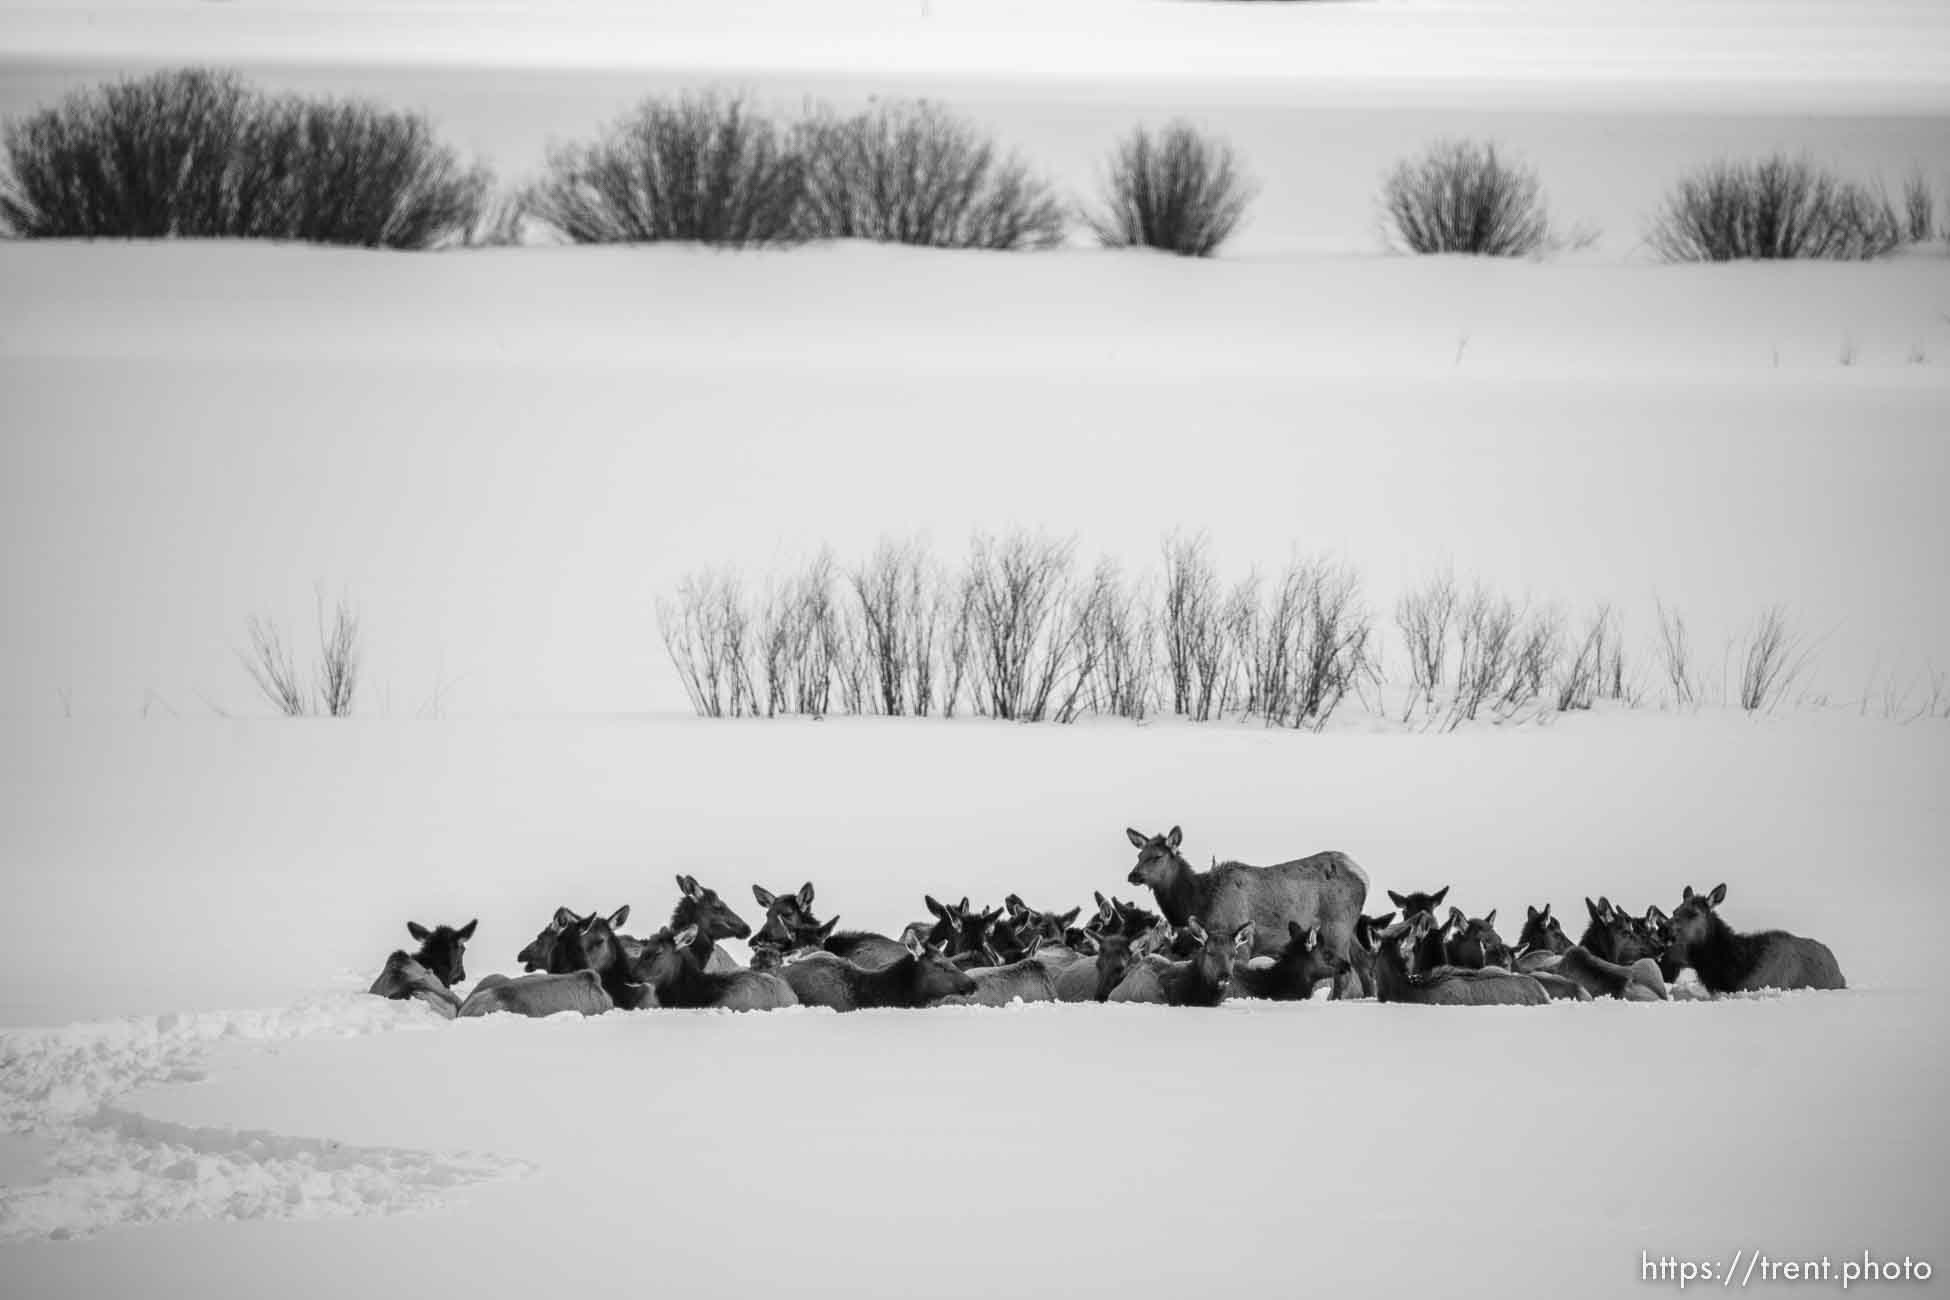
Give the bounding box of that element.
[1382,139,1553,257]
[1902,170,1935,243]
[1396,571,1458,702]
[527,90,804,246]
[963,532,1090,721]
[1161,533,1232,719]
[315,595,361,717]
[756,551,843,717]
[238,594,363,717]
[657,570,759,717]
[1655,598,1698,707]
[1078,560,1155,720]
[1,68,488,246]
[1738,605,1815,713]
[1647,155,1902,262]
[850,539,954,716]
[1555,606,1615,712]
[794,100,1066,250]
[1088,121,1256,258]
[241,615,308,717]
[1225,558,1376,729]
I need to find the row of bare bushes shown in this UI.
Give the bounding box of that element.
[8,71,1937,261]
[656,534,1832,727]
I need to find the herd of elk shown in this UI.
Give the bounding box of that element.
[369,825,1845,1020]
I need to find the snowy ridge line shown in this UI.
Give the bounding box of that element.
[0,993,525,1242]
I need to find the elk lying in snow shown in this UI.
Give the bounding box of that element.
[1372,914,1549,1007]
[458,971,614,1018]
[369,951,462,1018]
[1053,927,1156,1002]
[1230,923,1351,1001]
[935,942,1059,1006]
[1341,911,1395,999]
[1124,826,1368,960]
[1109,918,1248,1006]
[669,875,750,973]
[1387,887,1449,919]
[1580,897,1662,965]
[403,919,476,988]
[751,882,908,969]
[1442,909,1512,971]
[1658,883,1844,992]
[633,925,800,1010]
[778,934,977,1010]
[1514,904,1573,963]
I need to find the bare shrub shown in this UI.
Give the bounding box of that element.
[238,593,363,717]
[1,68,487,246]
[1902,170,1935,243]
[1382,139,1552,257]
[1396,571,1459,705]
[1737,605,1815,713]
[794,100,1066,250]
[1078,561,1155,720]
[1647,155,1901,262]
[657,570,759,718]
[963,532,1089,721]
[1088,122,1255,258]
[757,552,842,718]
[1655,599,1698,707]
[1161,533,1231,719]
[315,595,361,717]
[240,615,308,717]
[850,539,953,716]
[527,90,803,246]
[1555,606,1614,712]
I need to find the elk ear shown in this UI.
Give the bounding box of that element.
[925,895,947,919]
[1186,918,1208,943]
[1447,906,1466,926]
[553,906,581,928]
[751,885,777,908]
[1305,926,1321,951]
[1527,904,1540,921]
[797,882,815,909]
[904,932,927,959]
[1482,910,1496,928]
[1373,911,1395,929]
[1586,896,1603,921]
[1706,883,1727,908]
[1388,890,1409,909]
[1682,885,1695,901]
[456,919,478,942]
[1165,826,1183,850]
[407,922,430,942]
[1077,931,1101,955]
[1431,886,1450,907]
[1125,827,1147,849]
[815,915,839,939]
[1231,922,1254,951]
[958,897,970,914]
[672,924,699,949]
[1095,890,1113,915]
[1058,907,1080,928]
[608,905,630,930]
[674,874,693,898]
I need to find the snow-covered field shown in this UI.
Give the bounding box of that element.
[3,0,1949,1291]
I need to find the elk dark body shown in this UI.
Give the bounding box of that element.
[778,936,977,1011]
[1659,884,1844,992]
[1125,827,1368,959]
